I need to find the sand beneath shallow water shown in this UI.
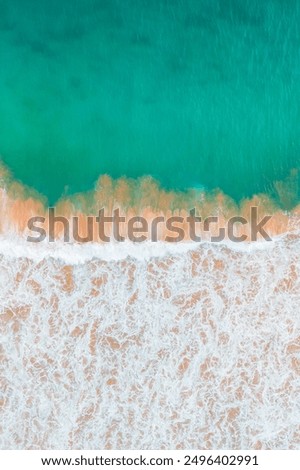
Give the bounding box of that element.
[0,169,299,242]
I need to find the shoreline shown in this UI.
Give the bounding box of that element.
[0,164,299,248]
[0,229,298,264]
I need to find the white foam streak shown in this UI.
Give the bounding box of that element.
[0,231,293,264]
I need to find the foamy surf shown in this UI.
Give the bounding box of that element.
[1,227,300,449]
[0,231,292,264]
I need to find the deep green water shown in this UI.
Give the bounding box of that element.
[0,0,299,205]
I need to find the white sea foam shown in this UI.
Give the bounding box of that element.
[0,231,300,449]
[0,230,292,264]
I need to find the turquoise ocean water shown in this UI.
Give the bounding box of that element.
[0,0,299,206]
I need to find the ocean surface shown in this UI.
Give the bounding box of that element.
[0,0,299,206]
[0,0,300,451]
